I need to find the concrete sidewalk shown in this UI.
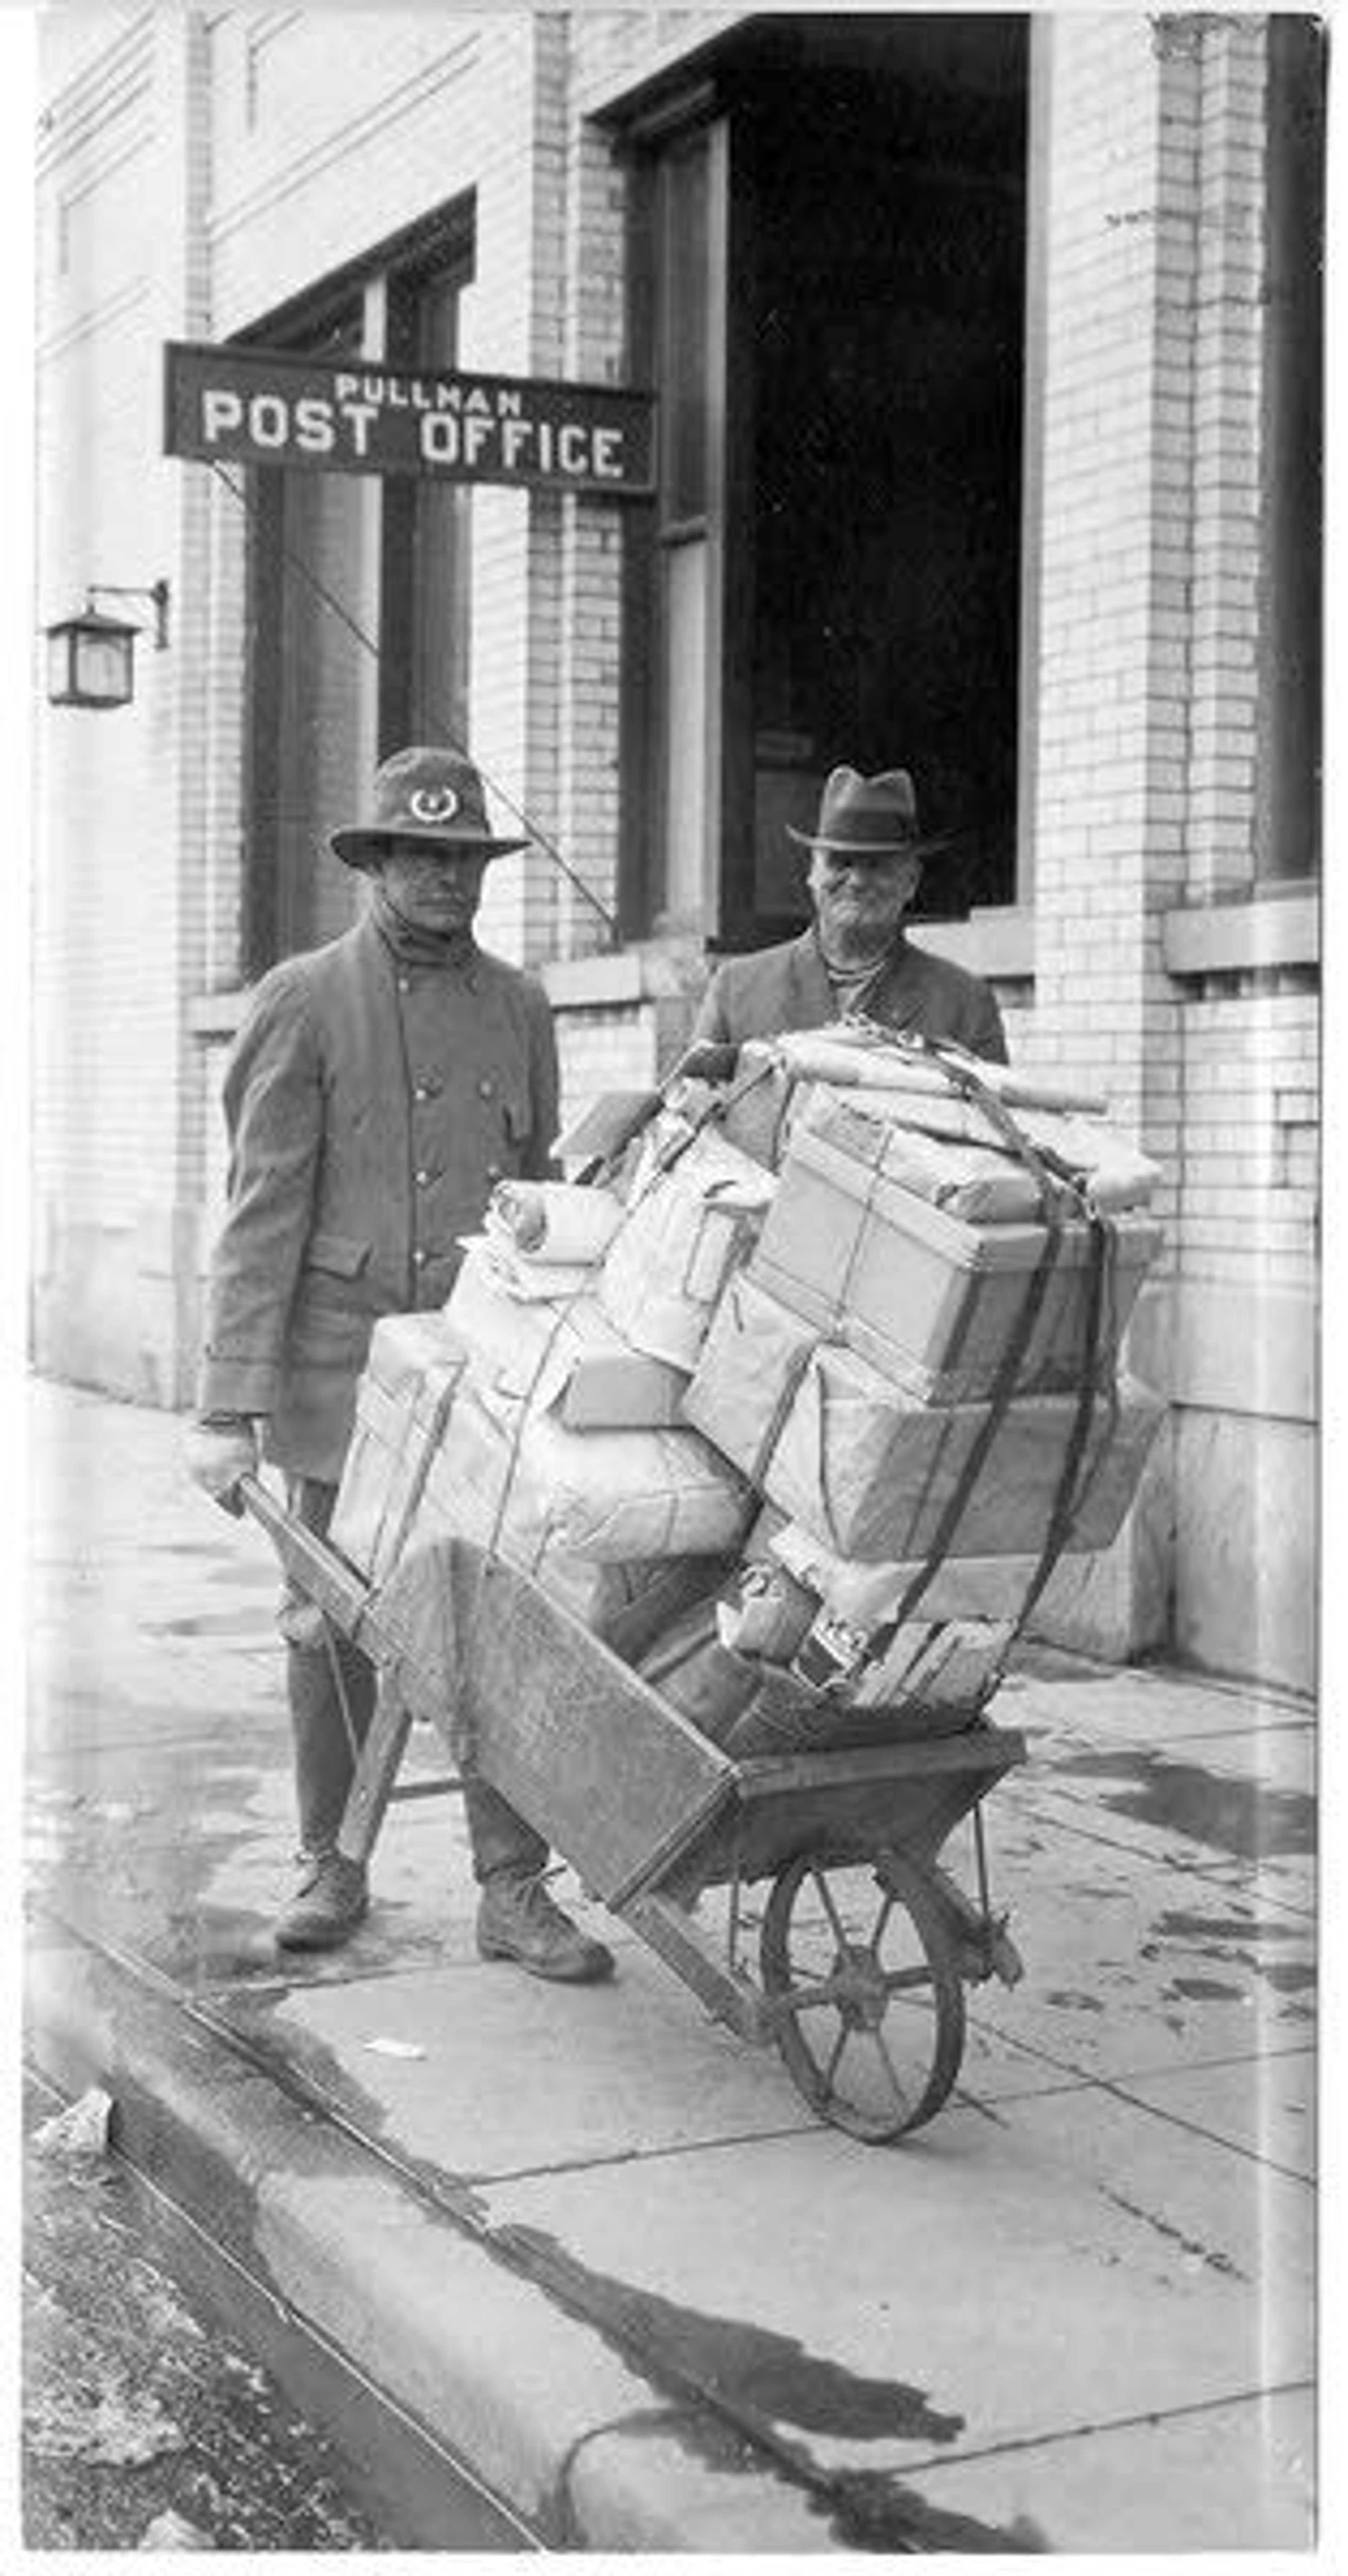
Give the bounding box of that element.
[24,1378,1316,2551]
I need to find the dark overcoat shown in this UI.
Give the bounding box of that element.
[199,914,558,1479]
[691,927,1007,1063]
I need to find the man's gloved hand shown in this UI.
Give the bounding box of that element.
[184,1415,260,1511]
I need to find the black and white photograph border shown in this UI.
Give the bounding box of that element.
[9,0,1341,2558]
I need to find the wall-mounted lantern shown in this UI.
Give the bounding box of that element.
[44,580,171,709]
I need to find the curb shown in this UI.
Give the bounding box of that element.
[24,1914,831,2556]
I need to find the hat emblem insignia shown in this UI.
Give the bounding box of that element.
[409,785,459,824]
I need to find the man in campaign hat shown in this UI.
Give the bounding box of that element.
[691,765,1007,1061]
[186,746,614,1978]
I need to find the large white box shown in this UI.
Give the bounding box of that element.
[410,1372,754,1567]
[765,1342,1165,1564]
[751,1108,1162,1404]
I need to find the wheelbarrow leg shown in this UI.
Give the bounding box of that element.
[338,1671,413,1868]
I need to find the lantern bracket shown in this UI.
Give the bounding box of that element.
[84,580,171,650]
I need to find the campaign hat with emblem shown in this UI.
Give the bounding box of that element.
[331,746,529,869]
[786,765,954,860]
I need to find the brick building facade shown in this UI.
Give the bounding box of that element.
[33,8,1322,1691]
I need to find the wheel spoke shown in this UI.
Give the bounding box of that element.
[868,2022,913,2118]
[778,1972,866,2018]
[881,1962,938,1996]
[822,2019,850,2095]
[868,1889,897,1952]
[810,1867,850,1951]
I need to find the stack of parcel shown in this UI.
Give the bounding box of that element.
[330,1026,1165,1759]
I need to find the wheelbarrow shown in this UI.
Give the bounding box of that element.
[236,1475,1027,2145]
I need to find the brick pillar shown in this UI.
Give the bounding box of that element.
[553,120,628,961]
[1019,14,1204,1653]
[1024,15,1196,1161]
[470,12,588,975]
[1021,14,1295,1663]
[154,1,216,1402]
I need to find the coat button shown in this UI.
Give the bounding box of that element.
[478,1076,495,1100]
[415,1169,432,1187]
[412,1247,429,1268]
[397,973,412,994]
[485,1162,502,1183]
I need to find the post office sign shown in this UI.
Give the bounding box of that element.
[164,342,656,495]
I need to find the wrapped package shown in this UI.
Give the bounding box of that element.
[800,1094,1061,1224]
[765,1344,1165,1563]
[458,1231,593,1303]
[600,1127,776,1368]
[485,1178,623,1264]
[446,1240,689,1428]
[708,1051,802,1173]
[403,1472,712,1639]
[751,1104,1163,1403]
[765,1515,1058,1628]
[681,1268,822,1481]
[330,1314,468,1581]
[410,1370,753,1565]
[766,1024,1107,1115]
[633,1553,1004,1756]
[804,1086,1160,1216]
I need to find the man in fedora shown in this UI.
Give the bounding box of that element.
[691,765,1007,1061]
[186,745,614,1979]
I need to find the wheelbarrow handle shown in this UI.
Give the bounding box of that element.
[231,1468,289,1543]
[229,1470,375,1644]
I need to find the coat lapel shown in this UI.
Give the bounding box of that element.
[787,930,833,1030]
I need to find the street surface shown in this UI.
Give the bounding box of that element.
[22,2076,387,2551]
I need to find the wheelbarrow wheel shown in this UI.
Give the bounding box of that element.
[760,1850,966,2143]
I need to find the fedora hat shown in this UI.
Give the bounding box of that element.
[331,746,529,869]
[786,765,950,859]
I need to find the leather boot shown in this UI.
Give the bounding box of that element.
[276,1852,369,1952]
[476,1872,615,1984]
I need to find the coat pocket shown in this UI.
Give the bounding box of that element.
[305,1230,371,1279]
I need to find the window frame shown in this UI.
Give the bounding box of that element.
[236,202,475,977]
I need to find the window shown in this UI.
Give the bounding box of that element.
[380,257,472,757]
[620,22,1027,952]
[240,213,474,974]
[625,118,730,940]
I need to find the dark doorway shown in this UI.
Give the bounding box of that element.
[723,19,1028,940]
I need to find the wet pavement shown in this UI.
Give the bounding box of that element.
[22,1378,1319,2552]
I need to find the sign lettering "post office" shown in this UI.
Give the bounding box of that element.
[164,342,656,496]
